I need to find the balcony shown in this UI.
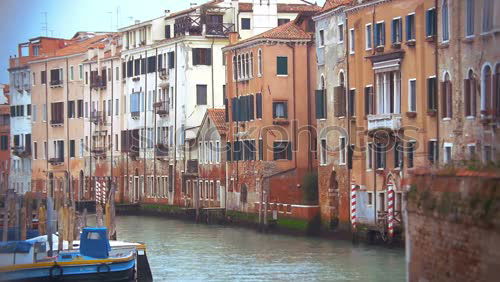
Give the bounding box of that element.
[205,23,235,37]
[12,146,31,158]
[155,144,169,159]
[367,113,402,132]
[90,111,106,125]
[154,101,169,116]
[90,76,107,89]
[91,147,107,158]
[159,68,169,80]
[49,79,63,88]
[48,157,64,165]
[131,111,140,120]
[50,119,64,127]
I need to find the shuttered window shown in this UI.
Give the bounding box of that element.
[334,86,346,117]
[365,86,374,115]
[256,93,262,119]
[196,84,207,105]
[147,56,157,73]
[273,101,287,118]
[316,89,326,119]
[168,52,175,69]
[192,48,212,65]
[348,89,356,117]
[375,22,385,47]
[258,139,264,161]
[427,77,437,111]
[273,141,292,160]
[428,140,438,164]
[277,56,288,75]
[406,14,415,41]
[50,102,64,124]
[165,25,171,39]
[134,59,141,76]
[425,8,437,37]
[441,79,453,118]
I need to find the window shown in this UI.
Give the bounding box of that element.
[165,25,171,38]
[50,102,64,124]
[428,140,438,164]
[192,48,211,65]
[442,73,452,118]
[408,79,417,112]
[276,56,288,75]
[365,85,374,115]
[78,65,83,80]
[0,135,8,150]
[42,104,47,121]
[33,141,38,159]
[442,0,449,41]
[319,30,325,47]
[77,100,83,118]
[80,139,84,157]
[394,141,403,168]
[463,70,476,117]
[366,142,373,170]
[67,100,75,118]
[32,105,37,121]
[316,89,326,119]
[367,192,373,206]
[348,89,356,116]
[391,18,402,44]
[258,139,264,161]
[426,8,437,38]
[320,139,327,165]
[256,93,262,119]
[482,0,494,32]
[366,24,372,49]
[130,92,141,113]
[50,68,63,85]
[427,76,437,111]
[339,137,346,165]
[70,66,74,81]
[272,101,287,118]
[168,52,175,69]
[483,145,493,163]
[444,143,452,164]
[349,28,355,54]
[41,70,46,84]
[376,71,401,114]
[241,18,251,30]
[467,144,476,160]
[375,142,386,169]
[257,49,263,76]
[32,73,36,85]
[495,65,500,118]
[70,140,75,158]
[196,84,207,105]
[215,140,220,163]
[273,141,292,160]
[466,0,474,36]
[375,22,385,47]
[278,18,290,26]
[407,13,417,41]
[338,23,344,43]
[481,65,493,115]
[115,99,119,116]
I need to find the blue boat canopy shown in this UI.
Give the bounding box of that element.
[0,240,33,254]
[79,227,111,258]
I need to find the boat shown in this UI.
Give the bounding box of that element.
[0,227,149,281]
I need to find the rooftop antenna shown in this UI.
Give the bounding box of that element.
[116,6,120,30]
[41,12,48,36]
[128,16,134,25]
[107,11,113,31]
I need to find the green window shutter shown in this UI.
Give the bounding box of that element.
[277,56,288,75]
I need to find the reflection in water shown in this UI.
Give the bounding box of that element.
[115,216,405,281]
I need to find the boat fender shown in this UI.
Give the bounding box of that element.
[97,263,111,273]
[49,264,63,278]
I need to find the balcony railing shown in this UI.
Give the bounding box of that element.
[91,146,107,158]
[90,76,107,89]
[131,111,140,119]
[367,113,402,132]
[154,101,169,116]
[90,111,106,125]
[155,143,169,158]
[159,68,169,80]
[50,79,63,87]
[50,119,64,127]
[48,157,64,165]
[206,23,235,37]
[12,146,31,158]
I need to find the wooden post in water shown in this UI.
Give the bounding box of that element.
[38,205,46,235]
[57,206,64,251]
[47,197,54,257]
[14,194,20,240]
[20,205,27,240]
[68,206,74,249]
[2,191,11,241]
[96,203,103,227]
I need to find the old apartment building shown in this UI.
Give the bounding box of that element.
[0,84,9,193]
[223,10,318,218]
[117,0,318,206]
[30,32,114,201]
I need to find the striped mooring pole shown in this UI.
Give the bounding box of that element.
[387,179,395,238]
[351,178,357,231]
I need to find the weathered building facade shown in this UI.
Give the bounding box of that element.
[0,84,10,193]
[223,11,318,220]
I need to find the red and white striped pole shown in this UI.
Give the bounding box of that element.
[387,179,395,238]
[351,176,357,231]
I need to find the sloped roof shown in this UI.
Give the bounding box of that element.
[319,0,352,13]
[239,2,253,12]
[168,0,223,18]
[206,108,227,136]
[277,3,321,13]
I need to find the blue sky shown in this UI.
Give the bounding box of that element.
[0,0,325,83]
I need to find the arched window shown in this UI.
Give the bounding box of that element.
[465,69,477,117]
[258,49,263,76]
[442,72,452,118]
[237,54,242,80]
[250,52,253,78]
[482,65,492,114]
[442,0,449,41]
[495,64,500,118]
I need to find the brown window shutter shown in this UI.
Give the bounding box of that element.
[471,78,477,116]
[340,86,346,116]
[447,81,453,118]
[440,81,447,117]
[334,86,340,117]
[464,79,470,116]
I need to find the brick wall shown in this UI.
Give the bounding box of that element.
[406,169,500,282]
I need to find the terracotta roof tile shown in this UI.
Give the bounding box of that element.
[168,0,223,18]
[45,34,112,59]
[239,3,253,12]
[207,108,226,135]
[319,0,352,13]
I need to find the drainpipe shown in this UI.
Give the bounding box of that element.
[89,63,93,201]
[435,0,440,168]
[174,43,178,205]
[345,14,352,230]
[153,48,158,199]
[111,58,114,201]
[285,43,298,169]
[144,50,148,201]
[371,6,377,226]
[306,41,312,172]
[211,38,215,109]
[65,58,70,203]
[45,61,49,196]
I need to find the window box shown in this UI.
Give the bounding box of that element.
[391,42,401,49]
[50,119,64,127]
[406,111,417,118]
[427,109,437,117]
[425,35,436,42]
[375,45,384,52]
[376,168,385,175]
[405,39,416,46]
[462,37,474,43]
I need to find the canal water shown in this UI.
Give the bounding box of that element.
[115,215,406,281]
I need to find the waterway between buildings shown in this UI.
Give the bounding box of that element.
[114,215,406,281]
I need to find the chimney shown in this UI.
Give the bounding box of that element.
[228,32,239,45]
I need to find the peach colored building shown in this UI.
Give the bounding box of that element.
[342,0,439,237]
[222,11,319,220]
[29,32,114,203]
